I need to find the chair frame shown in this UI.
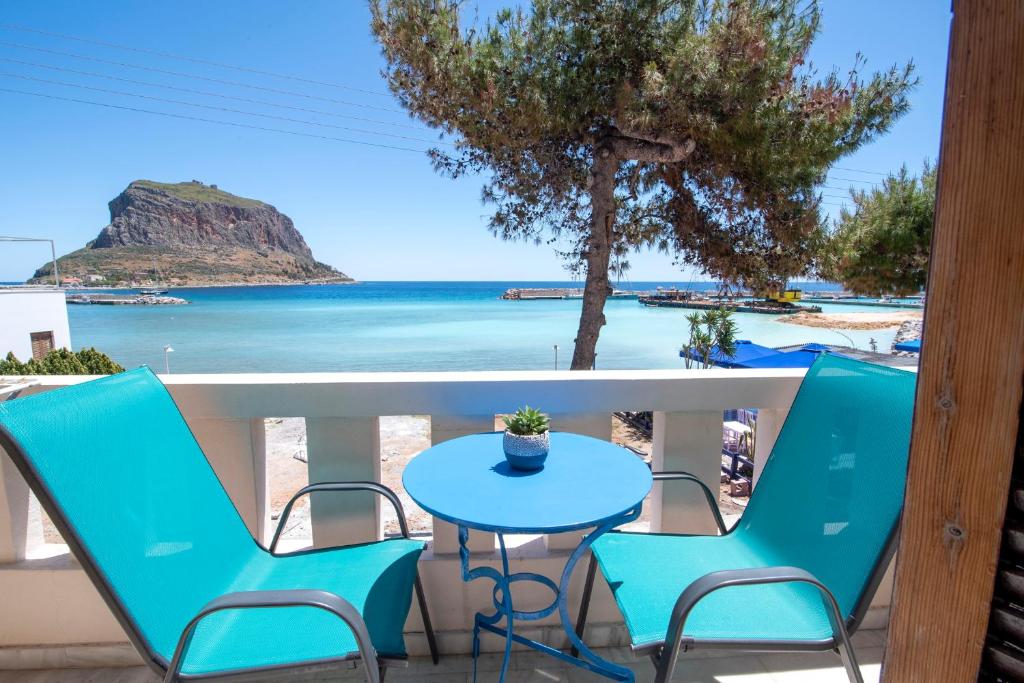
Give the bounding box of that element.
[573,471,901,683]
[0,424,438,683]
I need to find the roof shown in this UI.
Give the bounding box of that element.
[894,339,922,352]
[681,340,917,369]
[679,340,783,369]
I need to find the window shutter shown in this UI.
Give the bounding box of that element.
[981,404,1024,681]
[29,331,54,360]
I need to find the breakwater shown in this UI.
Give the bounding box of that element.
[637,296,821,315]
[66,293,189,305]
[501,287,640,300]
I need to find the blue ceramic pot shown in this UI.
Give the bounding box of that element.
[503,430,550,470]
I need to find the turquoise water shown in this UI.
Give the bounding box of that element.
[66,281,902,373]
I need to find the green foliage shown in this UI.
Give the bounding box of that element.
[817,162,935,296]
[502,406,551,436]
[681,307,738,369]
[0,348,125,375]
[131,180,264,208]
[371,0,915,292]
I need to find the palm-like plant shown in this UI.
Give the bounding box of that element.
[681,308,739,369]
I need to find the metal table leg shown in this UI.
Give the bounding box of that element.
[458,507,641,682]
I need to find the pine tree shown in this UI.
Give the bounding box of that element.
[817,162,936,296]
[372,0,915,368]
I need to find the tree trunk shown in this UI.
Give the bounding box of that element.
[570,148,617,370]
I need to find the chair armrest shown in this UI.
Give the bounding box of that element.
[269,481,410,554]
[652,471,729,535]
[657,566,850,680]
[163,589,379,683]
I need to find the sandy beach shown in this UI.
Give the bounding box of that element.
[778,310,923,331]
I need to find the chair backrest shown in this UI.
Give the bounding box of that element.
[733,354,916,623]
[0,368,260,663]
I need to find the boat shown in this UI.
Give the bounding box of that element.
[139,258,170,296]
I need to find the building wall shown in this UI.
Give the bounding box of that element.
[0,290,72,361]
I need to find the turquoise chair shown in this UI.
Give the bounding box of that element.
[0,368,438,683]
[574,354,915,683]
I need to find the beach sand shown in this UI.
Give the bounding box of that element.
[778,310,923,331]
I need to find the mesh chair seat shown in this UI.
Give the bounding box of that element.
[178,539,423,675]
[592,532,834,648]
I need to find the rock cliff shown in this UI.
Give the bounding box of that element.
[32,180,351,286]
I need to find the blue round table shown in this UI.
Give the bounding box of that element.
[404,431,652,682]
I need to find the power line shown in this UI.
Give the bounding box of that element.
[829,175,876,185]
[0,23,394,98]
[0,41,409,115]
[0,71,451,146]
[831,166,888,177]
[0,86,432,154]
[0,57,432,131]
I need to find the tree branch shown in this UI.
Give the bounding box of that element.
[606,134,696,163]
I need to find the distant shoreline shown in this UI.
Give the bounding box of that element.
[60,279,359,290]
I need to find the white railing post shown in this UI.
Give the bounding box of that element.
[187,418,269,544]
[545,413,613,551]
[752,408,786,489]
[549,413,612,441]
[305,417,382,548]
[430,416,495,554]
[0,448,30,562]
[649,411,724,535]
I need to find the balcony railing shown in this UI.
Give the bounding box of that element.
[0,367,893,667]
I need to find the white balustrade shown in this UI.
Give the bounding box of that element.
[0,368,818,660]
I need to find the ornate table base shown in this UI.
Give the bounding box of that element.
[458,507,642,682]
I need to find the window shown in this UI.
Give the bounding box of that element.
[30,331,54,360]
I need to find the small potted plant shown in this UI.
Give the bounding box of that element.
[502,406,551,470]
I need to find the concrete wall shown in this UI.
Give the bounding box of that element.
[0,289,71,361]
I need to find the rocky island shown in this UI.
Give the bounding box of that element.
[30,180,352,287]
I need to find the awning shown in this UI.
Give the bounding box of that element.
[681,340,845,369]
[680,340,782,368]
[895,339,922,353]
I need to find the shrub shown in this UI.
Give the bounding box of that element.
[0,348,125,375]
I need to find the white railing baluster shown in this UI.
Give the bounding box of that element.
[649,411,724,535]
[751,408,786,489]
[430,416,496,554]
[545,413,613,551]
[305,417,382,547]
[188,418,269,543]
[0,448,30,563]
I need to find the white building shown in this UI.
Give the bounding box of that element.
[0,288,72,362]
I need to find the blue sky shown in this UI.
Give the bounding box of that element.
[0,1,950,282]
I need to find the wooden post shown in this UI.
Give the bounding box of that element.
[883,1,1024,679]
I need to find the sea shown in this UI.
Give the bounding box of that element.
[50,280,910,373]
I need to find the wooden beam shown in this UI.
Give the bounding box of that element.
[883,1,1024,680]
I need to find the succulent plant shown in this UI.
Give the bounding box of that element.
[502,406,550,436]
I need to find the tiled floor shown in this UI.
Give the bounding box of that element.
[0,631,883,682]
